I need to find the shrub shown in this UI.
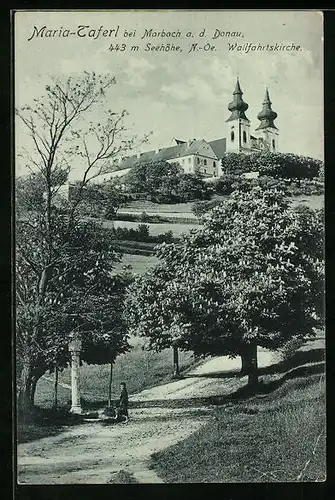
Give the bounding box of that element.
[213,174,240,195]
[192,199,225,217]
[221,152,323,180]
[113,225,176,244]
[280,337,305,361]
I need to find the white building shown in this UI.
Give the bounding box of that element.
[88,78,280,184]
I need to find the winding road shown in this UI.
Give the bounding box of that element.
[17,349,277,484]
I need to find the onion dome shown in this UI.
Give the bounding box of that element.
[256,88,278,130]
[226,78,250,122]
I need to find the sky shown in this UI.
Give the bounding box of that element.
[15,10,324,179]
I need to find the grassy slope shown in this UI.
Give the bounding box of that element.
[19,346,195,443]
[111,195,323,275]
[35,345,195,410]
[150,350,326,483]
[121,195,323,214]
[114,253,159,274]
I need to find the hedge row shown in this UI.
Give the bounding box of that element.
[220,152,323,180]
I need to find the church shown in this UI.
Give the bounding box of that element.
[97,78,279,182]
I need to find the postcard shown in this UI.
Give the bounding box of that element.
[14,10,325,484]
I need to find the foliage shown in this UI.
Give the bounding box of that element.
[125,188,324,384]
[279,337,305,361]
[34,344,195,412]
[15,72,141,411]
[113,211,197,225]
[70,179,130,219]
[16,212,132,375]
[213,174,324,198]
[113,224,175,244]
[173,172,212,202]
[192,198,226,218]
[221,152,323,180]
[213,174,241,195]
[123,161,211,203]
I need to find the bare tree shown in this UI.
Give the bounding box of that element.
[15,72,144,414]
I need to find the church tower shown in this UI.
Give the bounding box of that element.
[226,78,251,152]
[255,88,279,152]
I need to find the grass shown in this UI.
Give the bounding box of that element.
[17,407,83,444]
[150,373,326,483]
[108,470,139,484]
[291,194,323,211]
[113,253,158,274]
[120,200,199,214]
[110,220,199,237]
[35,344,195,410]
[18,344,195,443]
[121,194,323,214]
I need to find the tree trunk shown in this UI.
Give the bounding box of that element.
[54,363,59,409]
[29,375,38,405]
[18,357,34,418]
[240,343,259,387]
[173,345,180,378]
[108,361,113,407]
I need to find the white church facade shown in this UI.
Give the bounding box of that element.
[93,78,279,184]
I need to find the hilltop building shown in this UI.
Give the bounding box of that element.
[93,78,279,184]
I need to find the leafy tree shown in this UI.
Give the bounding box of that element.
[16,214,132,408]
[124,161,183,200]
[125,188,324,386]
[173,173,212,202]
[221,152,323,180]
[15,72,141,413]
[70,179,130,219]
[192,198,225,218]
[123,160,211,203]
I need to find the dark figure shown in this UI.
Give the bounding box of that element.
[116,382,129,423]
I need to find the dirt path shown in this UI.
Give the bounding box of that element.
[17,350,276,484]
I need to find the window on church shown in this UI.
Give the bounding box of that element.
[231,131,235,141]
[197,157,200,164]
[204,159,207,165]
[213,161,216,169]
[272,139,275,150]
[243,131,247,143]
[188,157,191,163]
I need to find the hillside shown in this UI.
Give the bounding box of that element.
[18,335,325,484]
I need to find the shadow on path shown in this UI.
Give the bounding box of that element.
[130,360,325,409]
[184,348,324,380]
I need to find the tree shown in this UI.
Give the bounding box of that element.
[123,160,211,203]
[124,160,183,202]
[173,173,212,202]
[125,188,324,387]
[70,178,130,219]
[221,152,323,180]
[15,72,141,414]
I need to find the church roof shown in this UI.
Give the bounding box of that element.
[226,78,250,122]
[114,139,214,170]
[256,88,278,130]
[208,138,227,158]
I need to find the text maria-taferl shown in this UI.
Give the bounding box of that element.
[27,25,121,41]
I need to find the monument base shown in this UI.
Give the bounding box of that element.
[70,405,83,414]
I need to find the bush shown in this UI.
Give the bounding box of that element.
[113,225,176,244]
[192,199,225,217]
[213,174,240,195]
[212,174,324,199]
[221,152,323,180]
[280,337,305,361]
[123,161,212,204]
[258,176,289,193]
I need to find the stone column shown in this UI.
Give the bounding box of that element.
[68,332,82,414]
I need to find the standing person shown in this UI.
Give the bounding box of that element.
[117,382,129,423]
